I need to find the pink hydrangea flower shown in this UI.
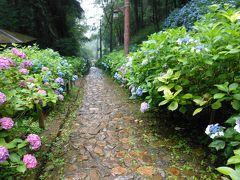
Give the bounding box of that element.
[37,89,47,96]
[0,146,9,162]
[0,117,14,130]
[0,57,15,70]
[55,77,64,85]
[20,60,33,68]
[58,94,64,101]
[26,134,41,150]
[0,92,6,105]
[19,68,29,75]
[23,154,37,169]
[140,102,150,113]
[42,67,49,71]
[12,48,26,59]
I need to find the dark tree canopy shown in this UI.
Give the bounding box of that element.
[0,0,87,56]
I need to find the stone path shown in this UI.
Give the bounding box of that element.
[62,67,213,180]
[63,67,170,179]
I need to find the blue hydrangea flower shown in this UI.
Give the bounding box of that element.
[58,72,64,77]
[59,87,64,92]
[43,79,49,83]
[136,87,143,96]
[114,72,122,81]
[72,75,78,81]
[205,124,224,139]
[46,71,52,76]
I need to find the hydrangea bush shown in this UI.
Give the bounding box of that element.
[0,116,41,177]
[163,0,238,29]
[99,5,240,179]
[0,45,89,177]
[0,45,86,116]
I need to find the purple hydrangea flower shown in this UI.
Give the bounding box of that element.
[26,134,41,150]
[19,80,27,87]
[0,57,15,70]
[37,90,47,96]
[27,78,35,83]
[54,90,60,95]
[55,77,64,85]
[0,92,7,105]
[140,102,150,113]
[19,68,29,75]
[12,48,26,59]
[58,94,64,101]
[0,146,9,162]
[234,120,240,133]
[20,60,33,68]
[23,154,37,169]
[0,117,14,130]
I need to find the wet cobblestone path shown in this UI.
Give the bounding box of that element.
[63,67,210,180]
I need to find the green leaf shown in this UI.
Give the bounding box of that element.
[16,164,27,173]
[227,155,240,165]
[209,140,225,151]
[168,101,178,111]
[179,106,187,114]
[159,100,169,106]
[224,128,235,139]
[9,153,21,163]
[229,83,239,91]
[226,115,240,125]
[211,101,222,110]
[231,100,240,110]
[182,93,193,99]
[215,83,229,92]
[234,149,240,155]
[216,167,234,176]
[163,89,173,100]
[229,141,240,147]
[233,94,240,101]
[213,93,225,99]
[17,141,27,149]
[157,85,169,92]
[193,108,203,116]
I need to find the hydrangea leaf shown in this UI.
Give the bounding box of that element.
[193,108,203,116]
[209,140,225,151]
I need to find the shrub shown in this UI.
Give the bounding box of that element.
[163,0,237,29]
[0,44,88,177]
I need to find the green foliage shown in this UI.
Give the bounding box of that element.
[97,50,126,76]
[100,6,240,179]
[216,149,240,180]
[105,6,240,117]
[66,56,90,76]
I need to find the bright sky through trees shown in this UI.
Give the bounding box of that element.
[81,0,103,38]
